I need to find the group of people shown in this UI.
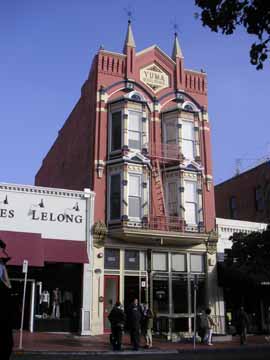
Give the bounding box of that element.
[108,298,153,351]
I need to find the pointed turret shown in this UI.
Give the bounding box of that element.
[123,20,136,53]
[172,32,184,90]
[123,20,136,79]
[172,32,183,60]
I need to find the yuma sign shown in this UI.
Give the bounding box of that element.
[140,64,169,93]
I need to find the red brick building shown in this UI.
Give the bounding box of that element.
[35,22,221,335]
[215,161,270,223]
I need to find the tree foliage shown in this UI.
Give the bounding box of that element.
[195,0,270,69]
[220,227,270,288]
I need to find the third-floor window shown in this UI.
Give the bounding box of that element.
[128,110,142,150]
[111,111,122,152]
[182,120,195,161]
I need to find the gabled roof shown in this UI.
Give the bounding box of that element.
[136,45,176,65]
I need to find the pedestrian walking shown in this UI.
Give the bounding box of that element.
[236,306,249,345]
[108,301,126,351]
[203,308,216,346]
[128,298,142,350]
[197,309,207,343]
[141,304,153,349]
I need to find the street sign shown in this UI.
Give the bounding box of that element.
[22,260,28,274]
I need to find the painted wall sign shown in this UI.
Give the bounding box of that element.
[140,64,169,93]
[0,185,88,241]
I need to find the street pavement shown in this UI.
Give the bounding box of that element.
[10,331,270,360]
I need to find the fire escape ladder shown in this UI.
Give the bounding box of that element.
[152,159,167,218]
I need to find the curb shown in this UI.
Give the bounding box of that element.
[13,343,270,356]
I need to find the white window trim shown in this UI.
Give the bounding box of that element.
[108,171,122,223]
[109,109,123,154]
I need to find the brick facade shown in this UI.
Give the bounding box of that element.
[215,161,270,223]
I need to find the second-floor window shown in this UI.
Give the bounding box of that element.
[128,110,142,150]
[182,120,194,160]
[128,174,142,218]
[111,111,122,152]
[184,181,197,225]
[110,174,121,220]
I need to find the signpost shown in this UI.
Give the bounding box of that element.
[19,259,28,350]
[193,274,198,350]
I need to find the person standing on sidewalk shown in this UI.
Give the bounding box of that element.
[141,304,153,349]
[203,308,216,346]
[128,298,142,351]
[108,301,126,351]
[236,306,249,345]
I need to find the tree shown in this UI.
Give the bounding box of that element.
[219,227,270,288]
[195,0,270,69]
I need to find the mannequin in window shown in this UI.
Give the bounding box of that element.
[51,288,62,319]
[40,290,50,317]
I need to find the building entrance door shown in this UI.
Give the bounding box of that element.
[104,275,119,332]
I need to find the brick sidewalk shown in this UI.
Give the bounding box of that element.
[13,331,270,353]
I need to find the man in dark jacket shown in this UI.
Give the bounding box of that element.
[128,298,142,350]
[236,306,249,345]
[0,259,13,360]
[108,301,126,351]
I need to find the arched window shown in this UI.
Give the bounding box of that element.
[183,101,197,112]
[128,91,145,102]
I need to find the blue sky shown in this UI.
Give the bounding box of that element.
[1,0,269,186]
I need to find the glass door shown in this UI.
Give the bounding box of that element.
[104,275,119,332]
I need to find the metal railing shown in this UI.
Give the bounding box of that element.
[147,143,184,162]
[120,216,205,233]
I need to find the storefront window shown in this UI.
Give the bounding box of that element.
[152,252,167,271]
[104,248,120,269]
[190,254,205,273]
[125,250,139,270]
[172,274,188,313]
[190,275,206,312]
[153,276,169,313]
[171,253,186,272]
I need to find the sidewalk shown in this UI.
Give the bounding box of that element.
[13,331,270,355]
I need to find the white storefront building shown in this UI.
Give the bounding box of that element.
[0,183,95,335]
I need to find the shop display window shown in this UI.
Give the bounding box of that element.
[104,248,120,269]
[153,277,169,313]
[172,275,188,313]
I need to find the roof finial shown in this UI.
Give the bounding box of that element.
[123,8,136,52]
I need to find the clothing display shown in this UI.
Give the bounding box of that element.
[40,290,50,316]
[63,290,73,317]
[51,288,62,319]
